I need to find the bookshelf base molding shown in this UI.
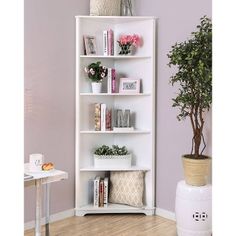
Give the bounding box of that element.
[75,204,155,216]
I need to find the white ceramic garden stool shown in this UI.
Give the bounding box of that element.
[175,180,212,236]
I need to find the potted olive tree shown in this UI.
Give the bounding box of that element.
[167,16,212,186]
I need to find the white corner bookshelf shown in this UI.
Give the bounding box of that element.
[75,16,156,216]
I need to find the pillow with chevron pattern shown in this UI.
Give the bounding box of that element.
[109,171,144,207]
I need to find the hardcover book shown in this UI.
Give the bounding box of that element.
[108,29,114,55]
[94,103,101,131]
[94,176,100,207]
[106,109,112,131]
[104,177,109,207]
[99,179,104,207]
[103,30,108,56]
[112,69,116,93]
[107,68,112,94]
[101,103,106,131]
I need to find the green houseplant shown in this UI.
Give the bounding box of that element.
[94,145,131,168]
[167,16,212,186]
[84,61,108,93]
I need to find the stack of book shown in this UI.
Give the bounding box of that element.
[107,68,116,93]
[94,103,112,131]
[103,29,114,56]
[94,176,109,207]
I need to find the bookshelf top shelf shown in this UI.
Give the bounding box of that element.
[75,15,157,23]
[80,55,151,59]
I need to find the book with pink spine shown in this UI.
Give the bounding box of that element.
[112,68,116,93]
[108,29,114,55]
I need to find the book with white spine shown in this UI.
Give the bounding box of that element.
[94,176,100,207]
[101,103,106,131]
[103,30,108,56]
[107,68,112,93]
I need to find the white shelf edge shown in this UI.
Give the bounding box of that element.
[80,93,151,96]
[80,55,151,59]
[75,15,157,20]
[80,166,150,171]
[79,130,151,134]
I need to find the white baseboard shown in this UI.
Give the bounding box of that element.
[155,208,176,221]
[24,208,75,231]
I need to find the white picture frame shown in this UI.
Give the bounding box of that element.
[83,35,97,55]
[119,78,141,94]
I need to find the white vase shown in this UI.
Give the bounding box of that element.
[94,154,132,168]
[91,82,102,93]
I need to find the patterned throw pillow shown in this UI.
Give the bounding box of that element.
[90,0,121,16]
[109,171,144,207]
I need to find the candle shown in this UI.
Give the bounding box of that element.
[29,153,44,172]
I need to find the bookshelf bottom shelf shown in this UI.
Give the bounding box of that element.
[75,203,155,216]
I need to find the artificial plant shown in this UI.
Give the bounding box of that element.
[167,16,212,159]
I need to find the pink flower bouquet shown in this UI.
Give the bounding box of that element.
[117,34,142,55]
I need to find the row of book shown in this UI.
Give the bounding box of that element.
[94,176,109,207]
[95,103,112,131]
[103,29,114,56]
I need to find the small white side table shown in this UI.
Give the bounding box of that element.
[24,164,68,236]
[175,180,212,236]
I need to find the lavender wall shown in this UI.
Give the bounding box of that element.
[25,0,211,222]
[24,0,89,222]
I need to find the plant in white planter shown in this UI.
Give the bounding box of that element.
[84,61,108,93]
[94,145,131,168]
[167,16,212,186]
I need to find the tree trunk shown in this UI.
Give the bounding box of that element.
[194,128,201,157]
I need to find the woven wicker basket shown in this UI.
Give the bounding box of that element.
[90,0,121,16]
[182,155,211,186]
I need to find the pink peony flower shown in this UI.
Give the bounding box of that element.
[131,34,141,47]
[118,34,141,47]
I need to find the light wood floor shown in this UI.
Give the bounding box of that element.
[24,214,177,236]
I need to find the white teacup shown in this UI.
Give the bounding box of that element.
[29,153,44,172]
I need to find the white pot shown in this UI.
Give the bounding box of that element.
[175,180,212,236]
[94,154,132,168]
[91,82,102,93]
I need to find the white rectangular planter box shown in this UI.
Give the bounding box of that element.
[94,154,132,168]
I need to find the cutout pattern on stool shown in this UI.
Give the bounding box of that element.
[193,212,208,222]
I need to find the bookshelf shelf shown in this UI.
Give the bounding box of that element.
[80,130,151,134]
[80,93,151,96]
[76,16,156,217]
[80,55,151,59]
[80,166,150,171]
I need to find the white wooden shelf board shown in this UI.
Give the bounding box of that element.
[80,130,151,134]
[80,166,150,171]
[80,93,151,96]
[80,55,151,59]
[75,15,156,20]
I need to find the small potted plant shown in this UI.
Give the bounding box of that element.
[117,34,141,55]
[94,145,131,168]
[84,61,108,93]
[167,16,212,186]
